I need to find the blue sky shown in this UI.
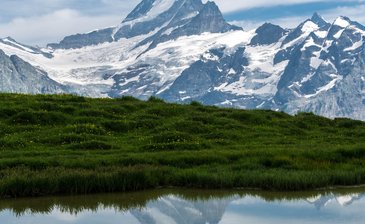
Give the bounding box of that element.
[0,0,365,46]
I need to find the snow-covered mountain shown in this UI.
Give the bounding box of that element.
[306,193,364,209]
[130,194,236,224]
[0,0,364,120]
[127,192,364,223]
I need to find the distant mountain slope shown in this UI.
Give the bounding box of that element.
[0,49,65,94]
[0,0,364,120]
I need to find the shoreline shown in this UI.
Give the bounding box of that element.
[1,185,365,201]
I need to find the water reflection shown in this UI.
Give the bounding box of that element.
[0,188,364,224]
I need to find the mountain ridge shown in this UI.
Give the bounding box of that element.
[0,0,364,120]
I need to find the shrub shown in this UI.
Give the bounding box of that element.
[142,142,208,151]
[32,102,60,112]
[148,96,165,103]
[295,112,332,127]
[151,131,193,144]
[0,108,21,118]
[69,141,113,150]
[102,121,136,133]
[145,107,180,117]
[336,146,365,159]
[0,138,26,149]
[116,96,140,102]
[133,116,163,129]
[65,124,106,135]
[335,118,365,128]
[190,101,202,106]
[261,156,294,169]
[173,121,210,134]
[78,109,113,118]
[40,134,86,145]
[40,94,86,103]
[229,111,267,125]
[104,106,127,115]
[10,111,68,125]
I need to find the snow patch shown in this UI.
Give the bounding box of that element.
[228,68,236,75]
[344,39,364,51]
[215,30,255,47]
[1,38,34,53]
[307,195,321,203]
[284,22,320,48]
[246,43,280,74]
[336,194,359,206]
[333,29,344,39]
[333,17,350,28]
[301,35,321,51]
[305,74,342,98]
[214,82,228,91]
[123,0,176,26]
[181,96,191,101]
[310,57,323,69]
[301,73,314,83]
[202,52,219,61]
[301,21,319,33]
[220,100,233,106]
[314,30,327,38]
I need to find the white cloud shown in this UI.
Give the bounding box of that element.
[0,9,122,46]
[230,3,365,30]
[214,0,335,13]
[320,4,365,23]
[0,0,140,46]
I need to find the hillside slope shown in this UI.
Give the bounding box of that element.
[0,94,365,197]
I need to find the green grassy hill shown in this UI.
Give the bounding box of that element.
[0,93,365,197]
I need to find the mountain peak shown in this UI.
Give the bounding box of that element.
[1,36,16,42]
[311,12,328,27]
[333,16,351,28]
[123,0,155,23]
[311,12,321,20]
[122,0,178,23]
[133,0,240,53]
[114,0,203,40]
[199,1,222,17]
[250,23,286,46]
[204,0,219,8]
[189,1,242,33]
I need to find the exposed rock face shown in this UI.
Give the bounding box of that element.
[273,16,365,120]
[124,0,241,52]
[250,23,287,46]
[48,0,240,52]
[299,44,365,120]
[160,47,248,103]
[47,28,114,50]
[114,0,199,40]
[0,37,53,58]
[122,0,156,23]
[0,50,65,94]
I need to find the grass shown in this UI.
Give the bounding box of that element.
[0,93,364,197]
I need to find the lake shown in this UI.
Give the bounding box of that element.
[0,188,364,223]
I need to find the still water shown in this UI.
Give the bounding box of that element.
[0,188,364,224]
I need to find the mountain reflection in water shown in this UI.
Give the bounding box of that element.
[0,189,364,224]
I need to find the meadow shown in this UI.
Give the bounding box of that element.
[0,93,364,198]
